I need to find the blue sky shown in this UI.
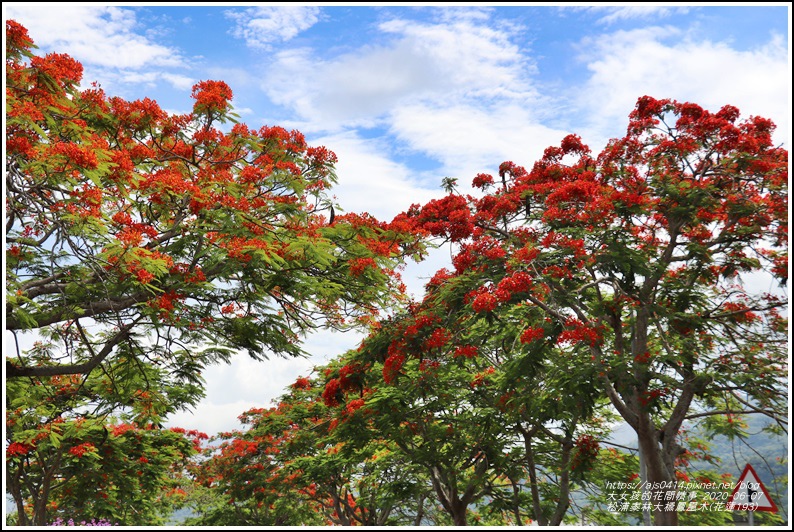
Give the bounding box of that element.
[4,3,791,436]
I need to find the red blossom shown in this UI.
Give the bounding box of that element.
[423,328,451,350]
[520,327,544,344]
[472,173,494,189]
[556,319,602,347]
[111,423,137,437]
[472,292,497,313]
[344,398,366,415]
[291,377,312,390]
[6,442,34,457]
[470,367,495,388]
[31,52,83,86]
[68,442,96,458]
[349,257,377,276]
[383,353,405,384]
[722,301,759,323]
[571,434,600,472]
[135,268,155,284]
[191,80,233,112]
[322,378,341,407]
[6,19,34,53]
[454,345,478,359]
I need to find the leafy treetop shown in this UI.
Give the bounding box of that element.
[5,20,426,388]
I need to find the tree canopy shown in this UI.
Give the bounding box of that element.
[5,19,424,525]
[6,19,424,391]
[372,94,788,525]
[196,95,788,526]
[5,19,788,527]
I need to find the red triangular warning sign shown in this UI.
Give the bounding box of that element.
[726,463,779,512]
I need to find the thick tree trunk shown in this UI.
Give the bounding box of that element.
[428,466,469,526]
[637,417,678,526]
[450,499,468,526]
[630,305,679,526]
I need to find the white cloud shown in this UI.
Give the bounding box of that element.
[310,132,440,221]
[4,4,195,100]
[261,15,536,132]
[388,102,569,182]
[166,328,363,435]
[161,72,196,91]
[225,5,320,49]
[117,70,160,86]
[576,5,691,25]
[3,4,184,68]
[233,106,255,116]
[254,11,564,209]
[572,27,791,148]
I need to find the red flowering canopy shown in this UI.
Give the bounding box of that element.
[5,20,426,387]
[387,95,788,526]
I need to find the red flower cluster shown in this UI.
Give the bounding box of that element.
[322,378,341,407]
[496,271,532,299]
[383,353,405,384]
[344,398,366,415]
[470,367,495,388]
[453,345,478,359]
[411,194,474,242]
[520,326,544,344]
[150,290,182,315]
[556,319,602,347]
[191,80,233,112]
[68,442,96,458]
[722,301,759,323]
[50,141,99,170]
[472,291,497,313]
[472,173,494,189]
[349,257,377,276]
[6,20,33,52]
[31,52,83,86]
[423,328,451,350]
[404,313,439,339]
[6,441,33,457]
[111,423,138,437]
[571,434,600,472]
[291,376,312,390]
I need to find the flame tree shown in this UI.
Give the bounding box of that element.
[5,19,425,525]
[6,19,423,390]
[387,95,787,526]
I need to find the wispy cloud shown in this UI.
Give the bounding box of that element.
[261,13,537,132]
[4,4,194,99]
[4,4,184,68]
[161,72,196,91]
[572,27,790,147]
[225,5,321,49]
[389,102,567,183]
[574,5,691,25]
[309,132,440,221]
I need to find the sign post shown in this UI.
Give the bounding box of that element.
[726,463,778,526]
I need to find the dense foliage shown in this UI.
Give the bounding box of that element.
[6,18,424,384]
[5,19,788,527]
[5,19,423,525]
